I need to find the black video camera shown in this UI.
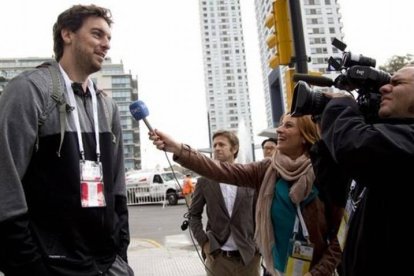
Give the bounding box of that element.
[291,38,391,122]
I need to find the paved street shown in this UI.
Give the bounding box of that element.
[128,199,193,243]
[128,200,205,276]
[127,199,206,275]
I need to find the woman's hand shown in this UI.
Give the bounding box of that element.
[149,129,182,155]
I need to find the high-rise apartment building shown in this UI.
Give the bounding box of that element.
[92,58,141,170]
[198,0,254,160]
[254,0,344,128]
[0,58,53,97]
[0,57,141,170]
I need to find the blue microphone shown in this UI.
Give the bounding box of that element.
[129,100,154,132]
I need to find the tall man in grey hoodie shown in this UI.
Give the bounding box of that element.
[0,5,132,276]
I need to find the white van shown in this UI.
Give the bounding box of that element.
[125,170,184,205]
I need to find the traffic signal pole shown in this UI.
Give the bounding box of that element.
[264,0,308,125]
[289,0,308,73]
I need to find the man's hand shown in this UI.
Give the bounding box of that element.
[202,241,210,255]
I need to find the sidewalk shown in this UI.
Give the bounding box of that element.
[128,236,206,276]
[0,237,204,276]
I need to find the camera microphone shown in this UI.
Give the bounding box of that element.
[129,100,154,132]
[293,73,334,87]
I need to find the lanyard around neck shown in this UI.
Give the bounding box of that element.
[59,65,100,161]
[293,204,310,242]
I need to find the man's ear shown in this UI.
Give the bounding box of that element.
[61,29,73,44]
[233,145,239,157]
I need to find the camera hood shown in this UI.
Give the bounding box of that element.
[291,81,329,117]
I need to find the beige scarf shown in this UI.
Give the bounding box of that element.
[254,152,315,275]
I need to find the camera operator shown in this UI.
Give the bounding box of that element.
[319,65,414,275]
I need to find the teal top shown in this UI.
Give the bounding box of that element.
[271,178,318,272]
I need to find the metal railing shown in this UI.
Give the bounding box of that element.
[126,186,167,207]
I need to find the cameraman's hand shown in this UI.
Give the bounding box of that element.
[149,129,182,155]
[323,91,352,99]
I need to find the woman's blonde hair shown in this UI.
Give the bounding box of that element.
[281,114,320,153]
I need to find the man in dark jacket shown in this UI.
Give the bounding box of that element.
[319,66,414,276]
[0,5,132,275]
[190,130,260,276]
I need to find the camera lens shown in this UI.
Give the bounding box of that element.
[291,81,330,116]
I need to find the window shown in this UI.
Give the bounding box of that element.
[304,0,320,4]
[310,27,325,34]
[307,18,323,24]
[309,37,327,44]
[305,8,321,15]
[153,175,162,184]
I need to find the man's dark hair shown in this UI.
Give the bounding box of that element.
[261,137,277,149]
[53,4,113,61]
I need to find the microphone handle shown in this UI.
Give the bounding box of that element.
[143,118,154,132]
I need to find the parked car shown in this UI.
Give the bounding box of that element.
[125,170,185,205]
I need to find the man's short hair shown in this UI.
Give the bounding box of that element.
[261,138,277,149]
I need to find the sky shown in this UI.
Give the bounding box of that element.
[1,0,414,169]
